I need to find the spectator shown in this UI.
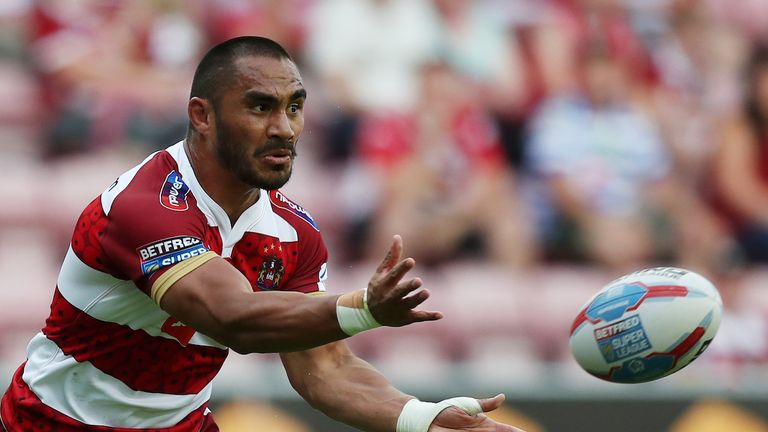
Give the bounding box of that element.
[432,0,532,167]
[432,0,528,110]
[529,0,656,97]
[27,0,203,157]
[342,62,537,268]
[706,0,768,44]
[202,0,311,55]
[711,44,768,263]
[643,0,746,182]
[303,0,441,161]
[527,45,727,273]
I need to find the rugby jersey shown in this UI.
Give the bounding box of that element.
[0,141,328,431]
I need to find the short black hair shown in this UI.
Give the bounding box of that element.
[190,36,293,103]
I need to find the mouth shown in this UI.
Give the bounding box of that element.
[260,148,294,165]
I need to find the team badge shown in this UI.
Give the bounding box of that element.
[257,256,284,290]
[160,170,190,211]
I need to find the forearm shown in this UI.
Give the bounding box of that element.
[312,360,410,432]
[283,346,412,432]
[163,236,436,355]
[160,255,384,354]
[217,291,349,353]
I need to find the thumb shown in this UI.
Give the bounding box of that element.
[477,393,506,413]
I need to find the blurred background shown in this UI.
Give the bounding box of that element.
[1,0,768,430]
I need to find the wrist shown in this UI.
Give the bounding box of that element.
[336,288,381,336]
[396,397,482,432]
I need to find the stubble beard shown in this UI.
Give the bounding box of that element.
[214,113,296,191]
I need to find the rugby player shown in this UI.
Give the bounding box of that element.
[1,36,522,432]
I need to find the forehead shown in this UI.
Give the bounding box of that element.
[229,55,303,97]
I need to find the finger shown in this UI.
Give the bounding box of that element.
[498,425,527,432]
[502,425,528,432]
[408,310,443,323]
[478,394,506,413]
[383,257,416,286]
[376,235,403,274]
[390,276,422,300]
[401,287,430,309]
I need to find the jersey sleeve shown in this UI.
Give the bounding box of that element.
[97,161,217,303]
[282,230,329,294]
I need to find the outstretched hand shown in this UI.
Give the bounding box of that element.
[429,395,526,432]
[366,235,443,327]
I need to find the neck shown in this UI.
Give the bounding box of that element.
[184,136,260,225]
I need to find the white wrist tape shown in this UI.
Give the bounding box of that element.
[396,397,482,432]
[336,288,381,336]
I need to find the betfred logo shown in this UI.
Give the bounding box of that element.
[594,315,641,340]
[138,236,208,276]
[160,171,190,211]
[594,315,651,363]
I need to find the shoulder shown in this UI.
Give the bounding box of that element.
[101,150,173,210]
[268,190,321,234]
[102,150,199,217]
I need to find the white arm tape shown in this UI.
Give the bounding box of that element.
[396,397,482,432]
[336,288,381,336]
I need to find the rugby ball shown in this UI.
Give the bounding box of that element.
[569,267,722,383]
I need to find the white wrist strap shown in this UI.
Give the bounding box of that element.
[396,397,482,432]
[336,288,381,336]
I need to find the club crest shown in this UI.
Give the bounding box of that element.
[257,256,284,290]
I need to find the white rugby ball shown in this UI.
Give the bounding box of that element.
[569,267,722,383]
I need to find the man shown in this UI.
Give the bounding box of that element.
[527,45,727,273]
[352,62,536,268]
[0,36,521,432]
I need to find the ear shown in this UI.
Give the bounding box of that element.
[188,97,213,136]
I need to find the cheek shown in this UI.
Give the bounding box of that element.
[291,117,304,136]
[230,117,268,146]
[242,116,267,134]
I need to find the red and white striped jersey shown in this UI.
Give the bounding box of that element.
[0,142,328,431]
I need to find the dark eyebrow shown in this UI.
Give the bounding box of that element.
[242,88,306,105]
[243,90,278,105]
[291,88,307,101]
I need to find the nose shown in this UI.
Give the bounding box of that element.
[266,110,295,142]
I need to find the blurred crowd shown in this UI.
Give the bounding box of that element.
[0,0,767,413]
[2,0,767,282]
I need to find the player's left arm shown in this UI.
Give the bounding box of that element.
[281,341,525,432]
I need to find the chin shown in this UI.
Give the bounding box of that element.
[252,172,292,190]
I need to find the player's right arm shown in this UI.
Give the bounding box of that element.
[158,235,442,353]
